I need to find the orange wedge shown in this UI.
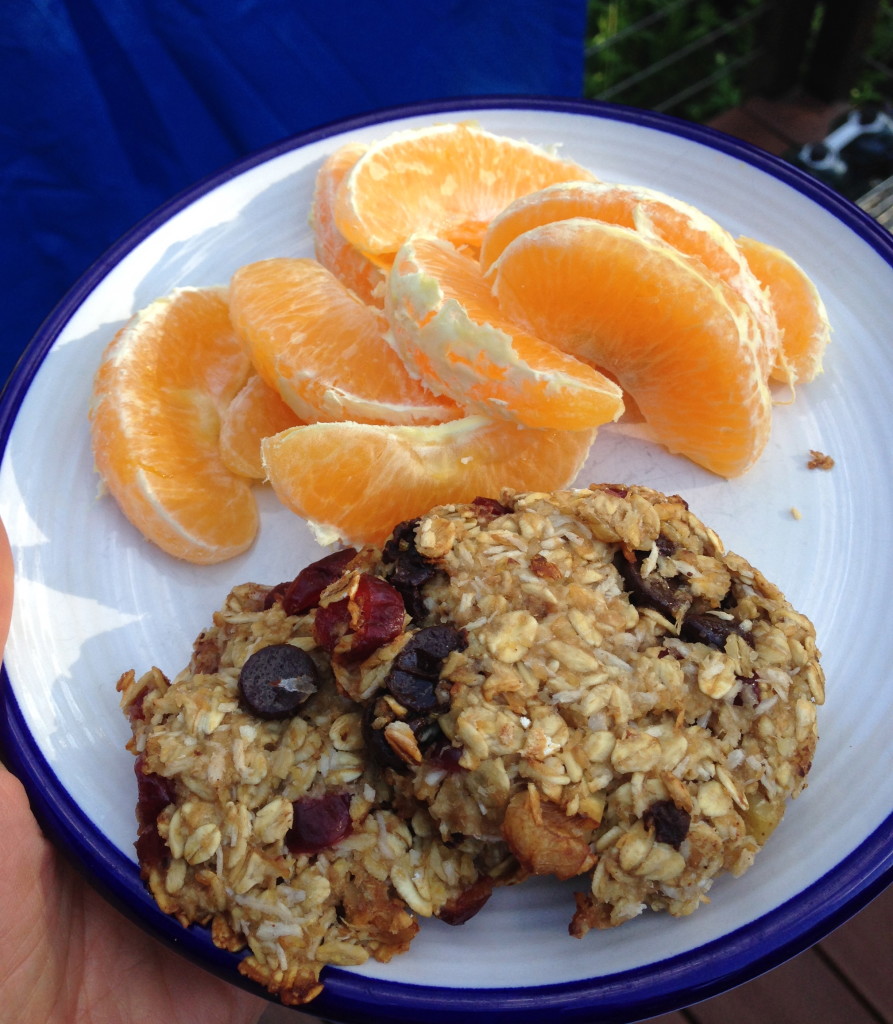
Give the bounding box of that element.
[228,258,459,425]
[737,236,831,386]
[480,180,780,378]
[490,218,772,478]
[261,416,596,546]
[386,235,624,430]
[219,374,303,479]
[333,121,598,262]
[89,286,258,563]
[310,142,387,306]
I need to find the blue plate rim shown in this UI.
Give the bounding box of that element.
[2,94,892,1022]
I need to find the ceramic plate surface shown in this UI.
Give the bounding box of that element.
[2,98,893,1024]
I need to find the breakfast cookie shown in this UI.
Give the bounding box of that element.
[118,581,512,1006]
[325,485,825,931]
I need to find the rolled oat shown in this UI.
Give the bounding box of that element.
[346,485,824,932]
[119,583,511,1005]
[119,484,824,1001]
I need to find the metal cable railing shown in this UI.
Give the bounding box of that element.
[587,1,770,108]
[584,0,773,120]
[584,0,890,123]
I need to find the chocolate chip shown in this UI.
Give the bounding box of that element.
[238,643,318,719]
[362,701,446,772]
[680,612,743,649]
[382,518,438,621]
[385,626,467,712]
[614,547,688,621]
[387,668,440,712]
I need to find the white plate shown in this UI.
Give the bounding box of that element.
[2,98,892,1023]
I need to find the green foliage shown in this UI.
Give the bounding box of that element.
[583,0,767,122]
[584,0,892,123]
[848,1,893,106]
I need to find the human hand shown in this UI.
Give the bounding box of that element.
[0,521,266,1024]
[0,762,269,1024]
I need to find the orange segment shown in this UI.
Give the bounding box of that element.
[89,286,258,564]
[386,235,624,431]
[737,236,831,386]
[262,416,596,546]
[228,258,459,425]
[219,374,303,479]
[480,181,780,379]
[310,142,387,306]
[490,218,772,478]
[334,121,598,260]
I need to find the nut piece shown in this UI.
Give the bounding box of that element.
[384,720,423,764]
[502,788,596,880]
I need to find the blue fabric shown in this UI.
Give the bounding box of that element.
[0,0,587,386]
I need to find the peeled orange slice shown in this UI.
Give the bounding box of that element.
[480,180,780,378]
[737,236,831,386]
[219,374,303,479]
[89,286,258,564]
[228,258,459,425]
[261,416,596,546]
[310,142,387,306]
[490,218,773,478]
[333,121,598,261]
[386,235,624,430]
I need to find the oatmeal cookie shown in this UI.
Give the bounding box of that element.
[118,582,510,1006]
[328,485,824,931]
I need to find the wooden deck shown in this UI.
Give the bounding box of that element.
[707,89,851,158]
[647,882,893,1024]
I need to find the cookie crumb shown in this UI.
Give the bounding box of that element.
[807,449,834,470]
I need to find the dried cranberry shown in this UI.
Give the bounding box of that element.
[238,644,318,719]
[125,689,149,724]
[657,646,683,660]
[436,877,495,925]
[135,828,169,873]
[643,799,690,849]
[135,758,176,826]
[286,792,352,855]
[265,548,358,614]
[426,739,464,774]
[314,574,404,661]
[133,757,176,872]
[471,496,511,519]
